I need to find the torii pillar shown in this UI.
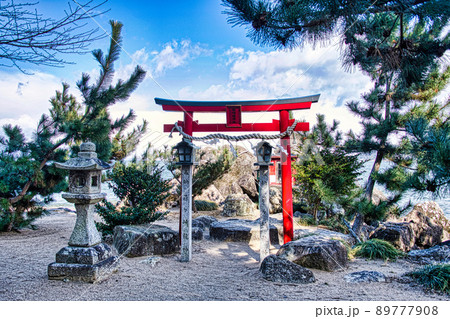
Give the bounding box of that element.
[156,95,320,243]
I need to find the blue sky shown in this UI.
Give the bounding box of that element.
[0,0,376,151]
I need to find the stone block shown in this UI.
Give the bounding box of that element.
[55,243,113,265]
[113,224,179,257]
[277,236,348,271]
[209,219,281,244]
[48,243,118,283]
[48,255,119,283]
[260,255,315,284]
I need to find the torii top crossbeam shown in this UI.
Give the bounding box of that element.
[155,94,320,243]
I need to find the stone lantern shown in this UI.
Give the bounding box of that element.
[48,142,119,283]
[254,141,273,263]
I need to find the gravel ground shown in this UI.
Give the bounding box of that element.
[0,208,448,301]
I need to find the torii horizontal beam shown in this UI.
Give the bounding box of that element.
[163,119,309,133]
[155,94,320,112]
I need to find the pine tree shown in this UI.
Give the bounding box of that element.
[223,0,449,236]
[0,21,146,231]
[293,114,363,223]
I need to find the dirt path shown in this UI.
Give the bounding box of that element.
[0,209,448,301]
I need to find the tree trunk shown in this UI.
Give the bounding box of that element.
[352,78,392,239]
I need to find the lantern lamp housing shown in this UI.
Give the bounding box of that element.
[254,141,274,166]
[174,140,198,165]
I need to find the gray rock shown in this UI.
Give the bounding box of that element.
[193,215,218,229]
[344,271,387,283]
[113,224,179,257]
[260,255,315,284]
[213,147,256,198]
[139,256,161,267]
[277,236,348,271]
[192,219,205,230]
[269,187,282,214]
[407,245,450,265]
[370,222,415,252]
[194,184,225,205]
[294,228,356,246]
[210,219,281,244]
[400,202,449,248]
[238,173,258,202]
[192,227,204,240]
[221,194,254,217]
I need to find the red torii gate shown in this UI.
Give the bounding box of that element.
[155,95,320,243]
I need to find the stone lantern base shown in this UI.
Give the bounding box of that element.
[48,243,119,283]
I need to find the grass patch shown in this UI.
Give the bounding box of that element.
[406,264,450,294]
[296,215,316,226]
[194,200,218,211]
[352,239,404,261]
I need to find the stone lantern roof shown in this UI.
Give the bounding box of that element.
[55,142,113,171]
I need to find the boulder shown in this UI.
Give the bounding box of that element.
[113,224,179,257]
[192,219,206,230]
[260,255,315,284]
[269,187,282,214]
[238,174,258,202]
[370,202,450,251]
[294,228,356,246]
[194,184,225,205]
[193,215,218,229]
[406,244,450,265]
[222,194,255,217]
[369,222,415,252]
[214,147,257,198]
[344,271,387,283]
[210,219,281,244]
[277,236,348,271]
[400,202,449,248]
[192,227,204,241]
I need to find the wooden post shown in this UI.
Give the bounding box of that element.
[180,164,193,262]
[258,165,270,262]
[280,110,294,243]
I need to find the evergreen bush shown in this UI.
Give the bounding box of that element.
[95,163,170,236]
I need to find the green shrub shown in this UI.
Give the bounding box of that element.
[293,201,308,214]
[194,200,218,211]
[318,215,348,234]
[352,238,404,261]
[296,215,316,226]
[95,163,170,236]
[406,264,450,294]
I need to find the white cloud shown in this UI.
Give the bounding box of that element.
[178,44,373,135]
[0,71,64,139]
[151,40,211,76]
